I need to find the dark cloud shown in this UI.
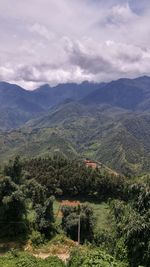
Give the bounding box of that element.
[68,43,116,74]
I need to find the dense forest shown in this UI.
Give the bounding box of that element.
[0,156,150,267]
[23,156,125,199]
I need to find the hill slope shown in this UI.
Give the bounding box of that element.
[0,76,150,175]
[82,76,150,111]
[0,101,150,175]
[0,81,100,130]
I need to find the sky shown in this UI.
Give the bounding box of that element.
[0,0,150,89]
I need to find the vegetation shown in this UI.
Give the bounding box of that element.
[110,181,150,267]
[0,156,150,267]
[0,157,55,240]
[1,68,150,267]
[0,252,65,267]
[23,156,125,199]
[61,204,95,243]
[0,105,150,176]
[68,249,127,267]
[0,77,150,176]
[0,249,128,267]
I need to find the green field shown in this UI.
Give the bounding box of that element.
[53,199,111,232]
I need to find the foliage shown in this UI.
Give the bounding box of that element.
[35,197,55,238]
[23,156,125,200]
[0,157,55,240]
[30,230,45,246]
[0,252,65,267]
[110,189,150,267]
[93,229,115,254]
[0,156,150,267]
[23,179,47,207]
[4,156,22,184]
[68,248,127,267]
[0,175,27,238]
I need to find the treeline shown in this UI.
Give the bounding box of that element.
[0,156,150,267]
[23,156,125,200]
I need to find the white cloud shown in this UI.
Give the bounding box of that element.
[0,0,150,89]
[105,3,137,25]
[29,23,55,41]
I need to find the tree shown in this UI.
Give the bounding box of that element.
[4,156,22,184]
[23,179,47,207]
[0,176,26,237]
[110,198,150,267]
[35,197,55,238]
[0,157,55,240]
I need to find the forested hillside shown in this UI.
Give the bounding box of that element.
[0,103,150,175]
[0,156,150,267]
[0,76,150,175]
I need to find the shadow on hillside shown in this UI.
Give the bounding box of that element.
[56,195,110,205]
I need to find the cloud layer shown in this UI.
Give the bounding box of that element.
[0,0,150,89]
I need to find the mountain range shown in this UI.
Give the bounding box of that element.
[0,81,102,130]
[0,76,150,176]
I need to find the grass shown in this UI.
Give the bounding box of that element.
[87,202,111,232]
[53,200,61,216]
[53,200,62,225]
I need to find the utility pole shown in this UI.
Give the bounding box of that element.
[78,205,81,245]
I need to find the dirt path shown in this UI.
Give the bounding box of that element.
[33,251,70,262]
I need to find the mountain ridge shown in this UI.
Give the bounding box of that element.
[0,76,150,175]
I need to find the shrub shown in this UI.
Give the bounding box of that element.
[30,230,45,246]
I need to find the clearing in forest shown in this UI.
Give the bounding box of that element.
[54,199,111,232]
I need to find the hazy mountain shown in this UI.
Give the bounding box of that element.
[0,76,150,175]
[82,76,150,111]
[0,76,150,130]
[0,81,101,130]
[34,81,104,108]
[0,82,44,130]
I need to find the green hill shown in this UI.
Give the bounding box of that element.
[0,76,150,175]
[0,101,149,175]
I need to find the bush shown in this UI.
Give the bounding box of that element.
[68,249,128,267]
[42,256,65,267]
[93,230,115,253]
[16,255,37,267]
[0,253,65,267]
[30,230,45,246]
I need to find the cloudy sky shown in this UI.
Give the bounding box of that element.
[0,0,150,89]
